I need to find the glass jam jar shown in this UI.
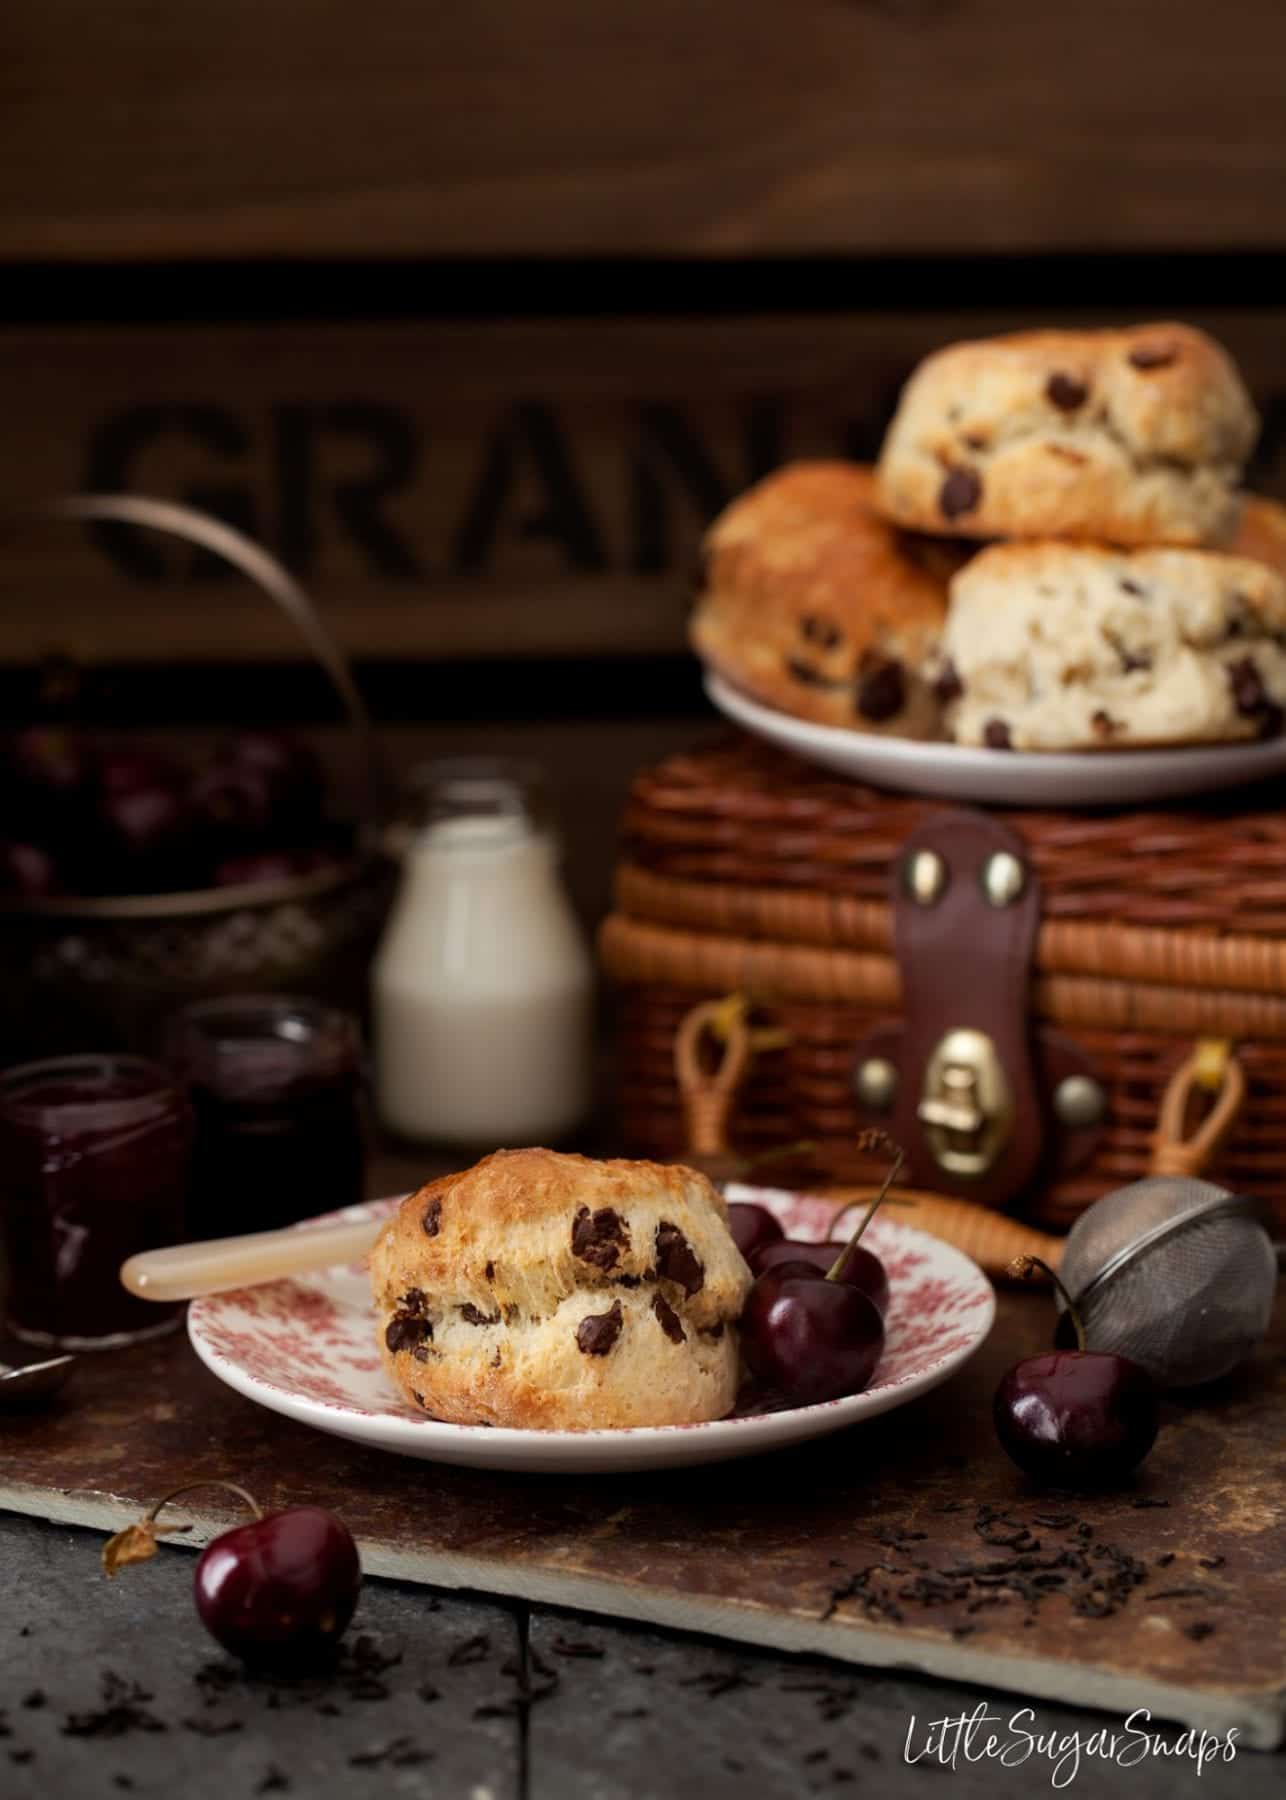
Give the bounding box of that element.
[0,1054,192,1349]
[167,995,367,1240]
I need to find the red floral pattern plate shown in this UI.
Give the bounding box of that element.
[187,1185,994,1474]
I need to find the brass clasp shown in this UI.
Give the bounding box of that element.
[918,1028,1014,1178]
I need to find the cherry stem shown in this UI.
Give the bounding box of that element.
[1008,1255,1086,1352]
[146,1480,263,1529]
[827,1144,904,1282]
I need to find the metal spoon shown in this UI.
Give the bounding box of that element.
[0,1355,76,1406]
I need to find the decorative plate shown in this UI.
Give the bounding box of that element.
[187,1186,994,1475]
[706,670,1286,809]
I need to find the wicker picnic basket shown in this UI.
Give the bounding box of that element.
[600,734,1286,1236]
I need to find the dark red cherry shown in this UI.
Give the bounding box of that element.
[223,732,325,825]
[194,1505,362,1667]
[727,1201,784,1265]
[993,1351,1160,1488]
[740,1265,884,1406]
[0,839,60,899]
[753,1237,890,1316]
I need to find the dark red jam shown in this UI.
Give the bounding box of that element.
[167,996,367,1240]
[0,1055,192,1347]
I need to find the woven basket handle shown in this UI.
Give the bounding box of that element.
[34,494,386,832]
[1149,1040,1246,1178]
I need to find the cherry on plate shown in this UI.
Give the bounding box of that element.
[727,1201,784,1265]
[753,1237,890,1315]
[740,1263,884,1406]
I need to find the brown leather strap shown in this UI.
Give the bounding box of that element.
[888,809,1043,1208]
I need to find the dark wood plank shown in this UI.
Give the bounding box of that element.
[525,1608,1284,1799]
[3,310,1286,666]
[5,2,1286,258]
[0,1511,523,1798]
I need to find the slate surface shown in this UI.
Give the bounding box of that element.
[0,1517,1281,1800]
[1,1290,1282,1749]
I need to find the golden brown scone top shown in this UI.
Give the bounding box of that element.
[691,460,960,736]
[371,1148,740,1334]
[875,323,1258,547]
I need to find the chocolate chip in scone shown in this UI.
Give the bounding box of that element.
[614,1273,643,1289]
[1091,709,1123,740]
[933,658,964,705]
[1128,342,1178,371]
[1120,648,1153,673]
[422,1198,442,1237]
[939,466,982,521]
[386,1313,432,1354]
[484,1261,495,1282]
[655,1222,704,1295]
[1119,578,1148,598]
[1224,594,1253,639]
[785,657,847,690]
[411,1344,432,1363]
[1229,656,1268,716]
[576,1300,624,1356]
[460,1304,501,1326]
[983,718,1013,751]
[800,613,843,651]
[400,1288,427,1314]
[700,1321,726,1341]
[856,654,906,724]
[571,1205,629,1272]
[1046,372,1089,411]
[651,1293,686,1344]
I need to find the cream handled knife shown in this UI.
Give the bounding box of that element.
[120,1215,386,1303]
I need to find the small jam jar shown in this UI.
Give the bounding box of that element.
[0,1054,192,1349]
[167,995,367,1240]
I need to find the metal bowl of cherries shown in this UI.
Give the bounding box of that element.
[0,727,392,1061]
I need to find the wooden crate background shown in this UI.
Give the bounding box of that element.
[4,1,1286,680]
[3,311,1286,671]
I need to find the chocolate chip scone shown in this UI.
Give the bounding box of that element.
[370,1148,751,1430]
[936,542,1286,752]
[690,460,964,737]
[876,324,1258,548]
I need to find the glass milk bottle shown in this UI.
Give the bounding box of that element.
[372,759,593,1146]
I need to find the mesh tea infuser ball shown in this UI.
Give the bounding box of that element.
[1056,1177,1279,1389]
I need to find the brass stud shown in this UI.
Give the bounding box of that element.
[903,849,948,907]
[1054,1074,1107,1129]
[981,850,1027,908]
[854,1057,898,1113]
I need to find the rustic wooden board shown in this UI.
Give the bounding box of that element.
[5,2,1286,258]
[3,310,1286,666]
[1,1289,1282,1748]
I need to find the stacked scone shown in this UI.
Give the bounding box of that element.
[693,323,1286,753]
